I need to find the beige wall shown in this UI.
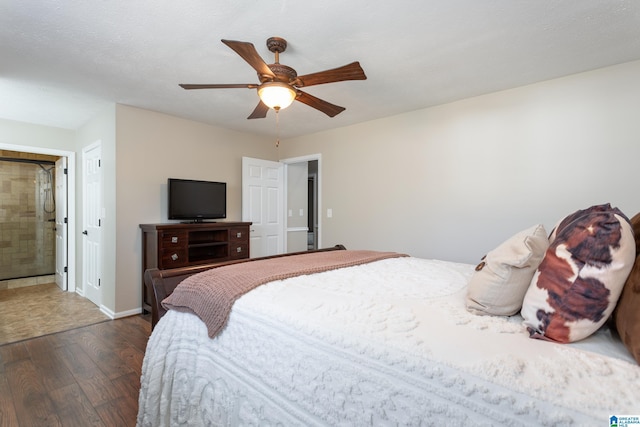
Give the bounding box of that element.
[4,59,640,315]
[279,59,640,263]
[0,109,277,316]
[0,119,75,150]
[114,105,276,314]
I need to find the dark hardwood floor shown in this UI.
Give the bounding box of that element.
[0,314,151,427]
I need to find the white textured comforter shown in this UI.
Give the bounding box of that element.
[137,257,640,426]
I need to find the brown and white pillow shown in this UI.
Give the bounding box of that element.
[466,224,549,316]
[522,204,636,343]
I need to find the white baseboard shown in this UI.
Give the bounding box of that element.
[101,306,143,319]
[75,288,142,319]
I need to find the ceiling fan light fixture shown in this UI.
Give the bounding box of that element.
[258,82,296,110]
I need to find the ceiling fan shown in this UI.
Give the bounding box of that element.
[179,37,367,119]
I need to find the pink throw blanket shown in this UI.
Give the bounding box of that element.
[162,250,407,337]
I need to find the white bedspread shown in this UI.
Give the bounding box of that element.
[137,257,640,426]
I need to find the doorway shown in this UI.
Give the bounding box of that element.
[0,155,57,283]
[0,142,76,293]
[282,154,321,253]
[307,160,318,250]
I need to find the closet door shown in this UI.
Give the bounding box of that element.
[82,142,102,307]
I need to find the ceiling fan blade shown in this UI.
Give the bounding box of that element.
[179,83,257,89]
[221,39,276,78]
[247,101,269,119]
[295,91,346,117]
[295,62,367,87]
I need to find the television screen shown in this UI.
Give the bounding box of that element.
[168,178,227,222]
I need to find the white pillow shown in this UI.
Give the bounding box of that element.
[466,224,549,316]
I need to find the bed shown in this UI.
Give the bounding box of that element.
[137,205,640,427]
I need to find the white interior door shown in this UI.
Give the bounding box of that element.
[242,157,284,258]
[82,142,102,307]
[54,157,67,291]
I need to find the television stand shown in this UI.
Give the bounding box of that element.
[139,221,251,313]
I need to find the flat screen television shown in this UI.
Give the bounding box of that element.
[168,178,227,222]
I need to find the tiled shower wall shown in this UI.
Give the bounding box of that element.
[0,150,58,281]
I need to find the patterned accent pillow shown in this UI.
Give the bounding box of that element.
[521,204,636,343]
[614,212,640,364]
[466,224,549,316]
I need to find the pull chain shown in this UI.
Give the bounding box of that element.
[275,108,281,147]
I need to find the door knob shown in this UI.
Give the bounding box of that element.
[82,230,88,235]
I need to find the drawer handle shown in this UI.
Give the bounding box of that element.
[236,232,242,238]
[236,247,242,253]
[172,236,178,243]
[171,253,179,261]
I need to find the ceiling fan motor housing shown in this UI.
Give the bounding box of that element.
[264,64,297,84]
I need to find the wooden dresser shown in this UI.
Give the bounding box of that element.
[140,222,251,313]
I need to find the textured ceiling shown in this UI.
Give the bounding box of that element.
[2,1,640,139]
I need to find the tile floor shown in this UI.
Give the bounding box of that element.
[0,282,110,345]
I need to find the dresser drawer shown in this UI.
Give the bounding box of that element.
[228,243,249,259]
[229,227,249,243]
[160,248,188,268]
[161,231,188,248]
